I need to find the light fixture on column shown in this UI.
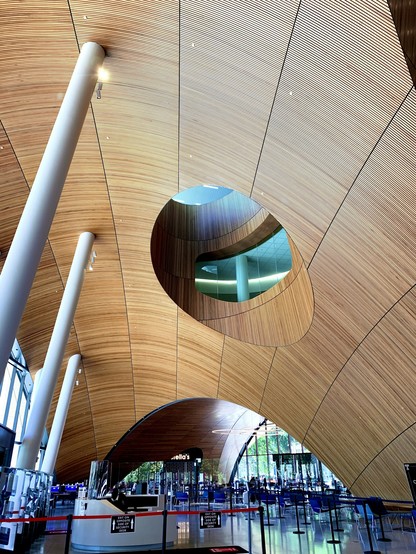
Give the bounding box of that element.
[87,249,97,271]
[96,68,109,99]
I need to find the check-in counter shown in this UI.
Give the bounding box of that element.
[71,495,177,552]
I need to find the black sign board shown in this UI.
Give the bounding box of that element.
[200,511,221,529]
[404,463,416,505]
[111,515,135,533]
[273,452,312,466]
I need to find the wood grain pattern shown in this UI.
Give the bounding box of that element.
[0,0,415,500]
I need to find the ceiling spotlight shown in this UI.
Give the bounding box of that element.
[98,68,109,82]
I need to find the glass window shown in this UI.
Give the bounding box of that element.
[195,228,292,302]
[231,420,345,492]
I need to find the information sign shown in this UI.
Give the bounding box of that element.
[110,515,135,533]
[200,511,221,529]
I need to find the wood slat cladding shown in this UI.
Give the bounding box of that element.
[389,0,416,89]
[0,124,29,271]
[0,0,415,500]
[106,398,251,465]
[352,425,416,500]
[253,0,412,263]
[304,288,416,489]
[156,191,265,241]
[180,0,300,195]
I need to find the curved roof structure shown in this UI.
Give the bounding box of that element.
[0,0,415,500]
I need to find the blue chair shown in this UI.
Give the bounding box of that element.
[199,489,209,504]
[213,490,226,507]
[399,507,416,532]
[309,496,330,521]
[367,497,393,532]
[174,491,189,508]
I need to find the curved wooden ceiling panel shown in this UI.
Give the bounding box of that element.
[352,424,416,500]
[0,0,415,500]
[180,0,299,195]
[106,398,254,465]
[253,0,412,262]
[304,288,416,489]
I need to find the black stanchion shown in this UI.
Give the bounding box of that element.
[258,506,267,554]
[332,494,344,533]
[247,491,255,520]
[264,489,274,527]
[276,492,285,519]
[64,513,73,554]
[362,501,381,554]
[162,508,168,554]
[229,486,236,516]
[368,498,391,543]
[326,497,341,545]
[301,491,310,526]
[293,495,305,535]
[376,513,391,543]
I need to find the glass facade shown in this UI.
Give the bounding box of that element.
[0,340,40,468]
[231,420,344,492]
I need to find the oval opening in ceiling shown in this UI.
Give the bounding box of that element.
[173,186,292,303]
[151,185,314,346]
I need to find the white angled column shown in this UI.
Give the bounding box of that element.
[0,42,105,386]
[17,232,95,470]
[29,368,43,413]
[41,354,81,476]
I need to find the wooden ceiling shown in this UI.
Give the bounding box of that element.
[0,0,415,500]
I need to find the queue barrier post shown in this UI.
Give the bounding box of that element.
[362,501,381,554]
[276,492,285,519]
[162,508,168,554]
[293,495,305,535]
[64,513,73,554]
[326,496,340,545]
[332,494,344,532]
[258,506,267,554]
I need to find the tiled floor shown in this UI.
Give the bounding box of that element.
[23,504,416,553]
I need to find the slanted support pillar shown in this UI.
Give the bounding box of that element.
[41,354,81,476]
[0,42,105,386]
[17,232,95,470]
